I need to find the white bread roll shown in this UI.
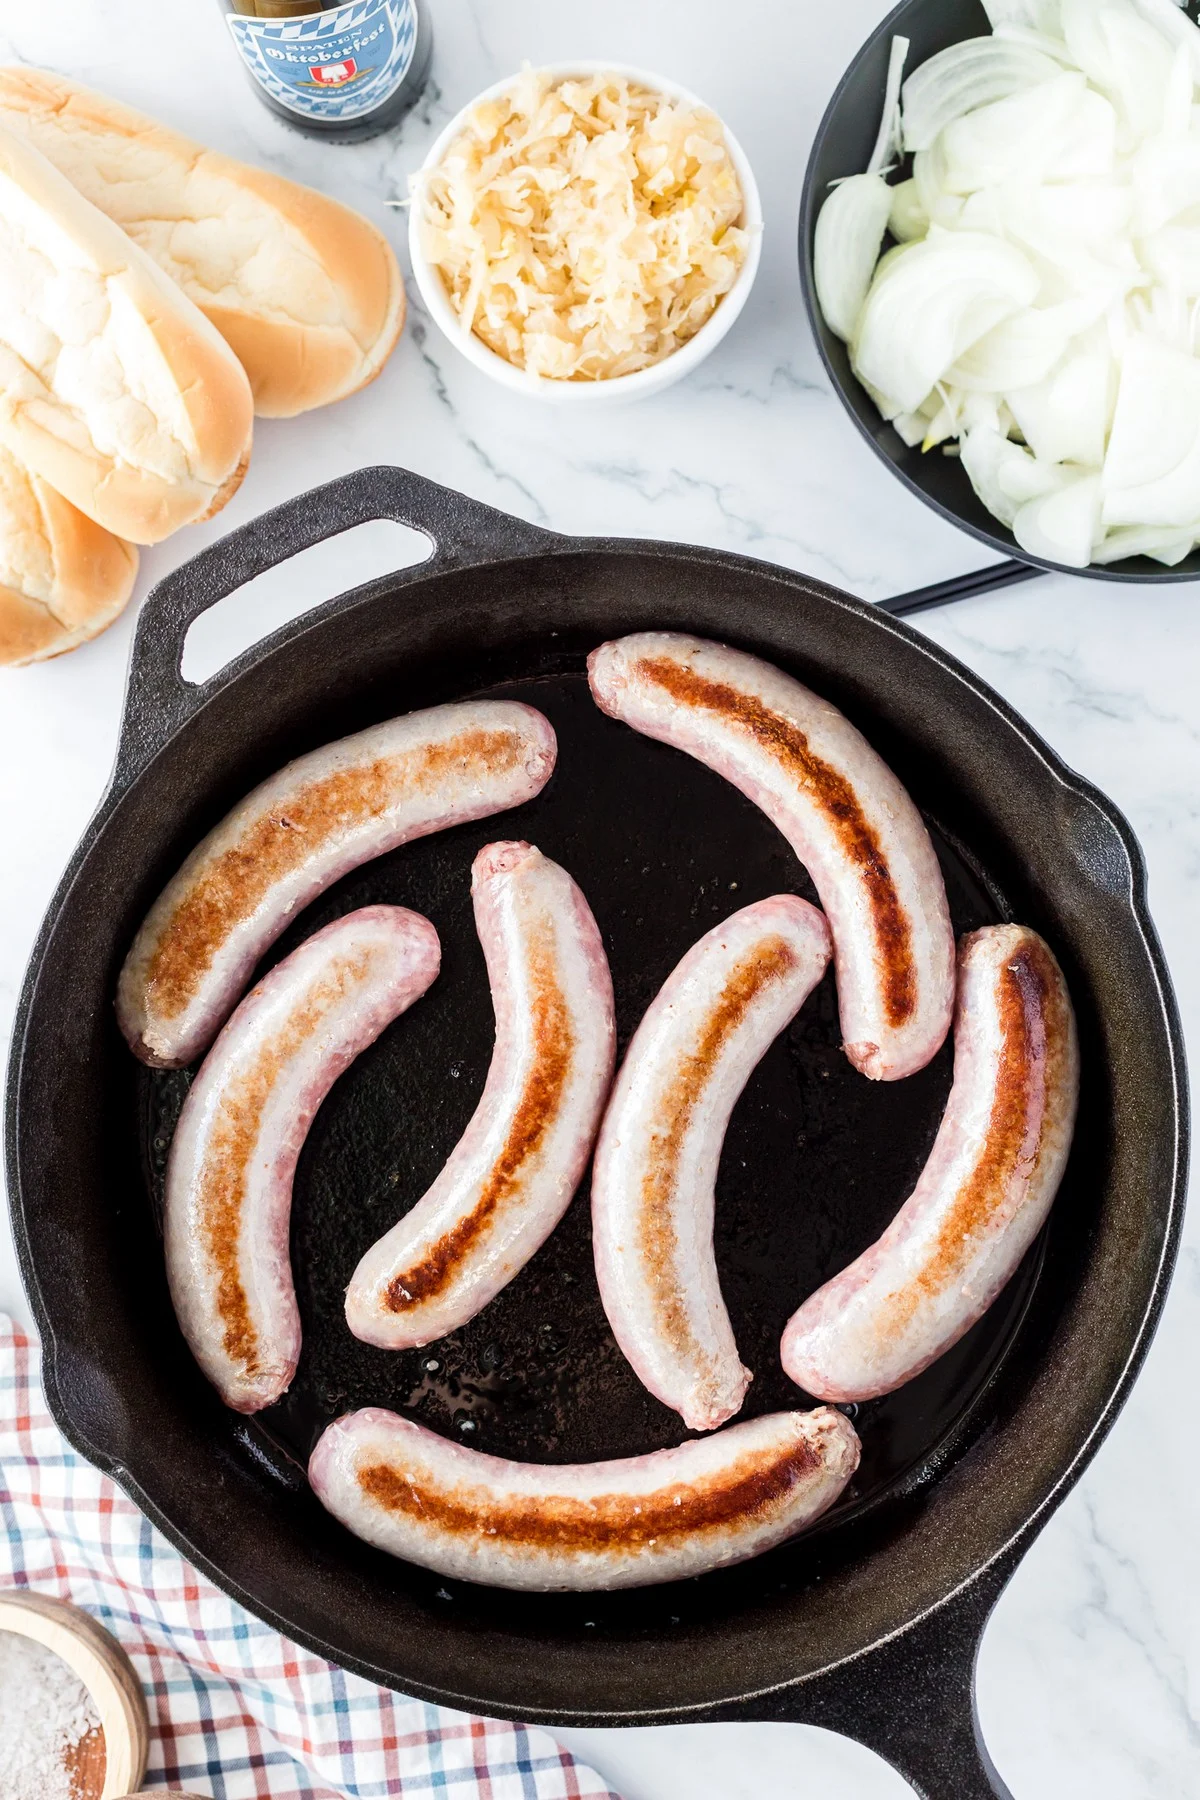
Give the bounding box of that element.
[0,120,253,545]
[0,68,406,419]
[0,441,137,664]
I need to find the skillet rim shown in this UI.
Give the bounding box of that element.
[5,520,1188,1724]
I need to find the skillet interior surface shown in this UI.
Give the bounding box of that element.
[9,535,1183,1723]
[142,670,1016,1495]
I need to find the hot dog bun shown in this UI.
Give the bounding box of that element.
[0,442,137,665]
[0,67,406,419]
[0,119,253,544]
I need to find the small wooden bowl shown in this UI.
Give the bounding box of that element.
[0,1590,149,1799]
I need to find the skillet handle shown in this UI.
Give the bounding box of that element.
[116,465,555,784]
[743,1555,1018,1799]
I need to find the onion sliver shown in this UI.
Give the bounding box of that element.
[1060,0,1175,145]
[813,37,909,345]
[990,178,1137,296]
[1013,472,1101,566]
[939,73,1117,193]
[814,175,895,343]
[868,35,910,174]
[1140,221,1200,295]
[983,0,1064,31]
[888,179,928,243]
[1008,337,1117,467]
[852,229,1039,413]
[1093,523,1198,565]
[901,37,1062,153]
[913,142,965,229]
[1132,137,1200,236]
[1103,334,1200,527]
[946,294,1106,391]
[1131,0,1200,85]
[961,424,1069,527]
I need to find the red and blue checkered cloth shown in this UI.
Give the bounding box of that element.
[0,1315,621,1798]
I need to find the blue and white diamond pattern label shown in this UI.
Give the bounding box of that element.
[226,0,418,123]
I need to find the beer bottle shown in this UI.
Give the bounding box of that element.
[218,0,432,142]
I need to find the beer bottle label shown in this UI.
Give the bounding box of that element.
[226,0,419,123]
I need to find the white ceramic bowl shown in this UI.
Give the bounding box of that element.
[408,61,764,405]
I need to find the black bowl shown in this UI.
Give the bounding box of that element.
[799,0,1200,583]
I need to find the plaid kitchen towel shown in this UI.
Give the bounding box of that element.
[0,1315,621,1799]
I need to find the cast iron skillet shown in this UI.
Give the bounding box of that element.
[799,0,1200,583]
[6,467,1187,1799]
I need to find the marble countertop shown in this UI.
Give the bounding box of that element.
[1,1,1197,1794]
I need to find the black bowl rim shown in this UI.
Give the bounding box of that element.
[798,0,1200,585]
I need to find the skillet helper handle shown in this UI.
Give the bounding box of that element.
[117,465,554,782]
[880,558,1041,619]
[751,1557,1017,1800]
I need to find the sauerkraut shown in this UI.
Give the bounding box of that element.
[417,70,749,381]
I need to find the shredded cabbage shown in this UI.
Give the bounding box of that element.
[813,0,1200,566]
[417,70,748,382]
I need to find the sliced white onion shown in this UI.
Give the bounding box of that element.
[858,370,908,424]
[1132,134,1200,234]
[939,73,1117,195]
[947,295,1099,391]
[961,391,1009,434]
[1007,332,1118,465]
[983,0,1063,30]
[888,178,928,242]
[1130,0,1200,85]
[921,388,962,447]
[813,36,910,344]
[1103,331,1200,524]
[1140,221,1200,296]
[853,229,1040,412]
[992,23,1075,62]
[868,35,911,174]
[901,37,1062,153]
[960,423,1070,525]
[1128,282,1194,353]
[892,410,930,447]
[912,142,966,228]
[1012,472,1102,566]
[987,178,1139,305]
[1060,0,1176,146]
[1093,522,1198,563]
[948,313,1053,390]
[998,175,1134,252]
[1162,40,1196,136]
[818,0,1200,565]
[814,174,896,342]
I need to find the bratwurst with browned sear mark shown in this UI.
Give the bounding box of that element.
[164,905,441,1413]
[118,701,556,1068]
[592,895,832,1432]
[346,841,616,1349]
[308,1404,860,1590]
[781,925,1079,1402]
[588,632,954,1081]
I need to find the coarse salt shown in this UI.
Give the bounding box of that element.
[0,1630,101,1800]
